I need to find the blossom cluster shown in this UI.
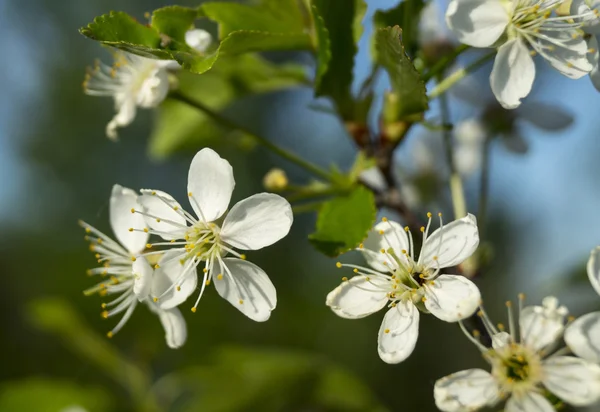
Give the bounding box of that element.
[80,148,293,348]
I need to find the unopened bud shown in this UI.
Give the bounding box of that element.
[263,168,288,191]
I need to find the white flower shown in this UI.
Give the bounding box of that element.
[326,213,481,364]
[83,29,212,140]
[84,53,171,140]
[564,246,600,363]
[435,296,600,411]
[446,0,598,108]
[135,148,293,321]
[80,184,187,348]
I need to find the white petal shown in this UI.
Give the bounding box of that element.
[109,184,149,255]
[445,0,509,47]
[220,193,293,250]
[377,301,419,364]
[424,275,481,322]
[434,369,500,412]
[520,305,565,352]
[540,31,592,79]
[147,303,187,349]
[106,97,136,140]
[420,214,479,269]
[136,66,169,108]
[517,102,574,131]
[588,36,600,91]
[565,312,600,363]
[187,148,235,222]
[326,276,390,319]
[132,257,153,301]
[153,250,197,310]
[587,246,600,296]
[214,258,276,322]
[185,29,212,52]
[361,220,410,272]
[505,392,554,412]
[542,356,600,406]
[138,190,187,240]
[490,39,535,109]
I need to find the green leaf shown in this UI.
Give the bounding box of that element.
[309,186,376,257]
[151,6,199,43]
[311,0,367,118]
[201,0,306,38]
[373,0,426,57]
[0,379,112,412]
[79,11,170,59]
[374,26,428,120]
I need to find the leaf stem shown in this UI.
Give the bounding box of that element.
[438,80,466,219]
[169,92,332,181]
[428,51,495,100]
[477,136,492,240]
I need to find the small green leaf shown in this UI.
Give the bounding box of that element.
[79,11,170,59]
[311,0,368,119]
[374,26,428,120]
[373,0,426,57]
[201,0,306,38]
[309,186,376,257]
[151,6,199,43]
[0,379,112,412]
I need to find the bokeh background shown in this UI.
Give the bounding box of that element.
[1,0,600,411]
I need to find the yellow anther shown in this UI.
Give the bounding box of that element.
[154,264,160,269]
[498,323,505,331]
[392,284,397,290]
[155,218,161,223]
[379,230,385,235]
[217,274,223,280]
[404,226,410,232]
[205,280,211,286]
[240,254,247,260]
[438,212,442,217]
[359,243,364,249]
[336,262,342,268]
[473,330,481,338]
[382,217,388,222]
[143,228,149,233]
[188,192,193,197]
[86,269,92,276]
[101,311,109,319]
[380,248,386,254]
[419,274,425,279]
[176,286,181,291]
[239,299,244,305]
[518,293,526,300]
[170,239,175,243]
[353,268,358,273]
[173,206,179,211]
[203,268,208,273]
[384,329,390,334]
[568,315,576,322]
[101,303,107,309]
[589,48,597,54]
[420,226,425,232]
[146,243,152,249]
[506,301,512,307]
[433,256,438,260]
[477,310,484,317]
[342,277,348,281]
[151,190,156,195]
[153,297,159,302]
[97,238,103,244]
[191,307,197,313]
[85,227,91,233]
[365,276,370,281]
[130,208,135,213]
[99,290,107,297]
[128,228,134,232]
[427,212,432,218]
[131,257,137,262]
[107,331,114,338]
[401,249,407,254]
[421,297,427,302]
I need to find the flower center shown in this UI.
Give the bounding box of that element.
[182,222,223,263]
[491,343,542,395]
